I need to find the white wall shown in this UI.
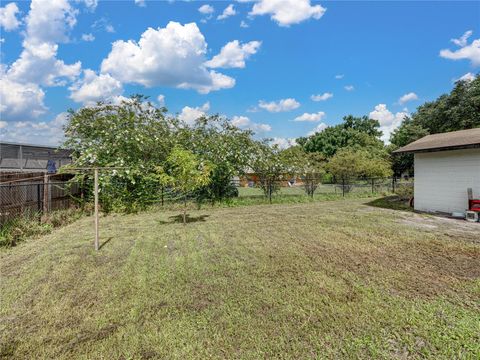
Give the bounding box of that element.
[414,148,480,214]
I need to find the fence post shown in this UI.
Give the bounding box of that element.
[371,178,374,194]
[392,176,396,193]
[342,178,345,197]
[43,174,49,214]
[94,168,99,251]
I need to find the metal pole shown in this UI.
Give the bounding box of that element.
[94,168,99,251]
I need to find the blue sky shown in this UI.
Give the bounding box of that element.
[1,0,479,146]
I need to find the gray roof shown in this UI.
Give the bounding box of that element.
[393,128,480,153]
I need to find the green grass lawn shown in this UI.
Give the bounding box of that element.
[1,199,479,359]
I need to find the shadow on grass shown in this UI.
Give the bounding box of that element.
[99,236,113,250]
[158,214,210,224]
[366,195,413,212]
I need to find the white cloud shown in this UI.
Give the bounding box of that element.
[81,33,95,41]
[77,0,98,11]
[451,30,472,47]
[249,0,326,27]
[258,98,300,112]
[369,104,409,143]
[91,17,115,33]
[335,74,344,79]
[398,92,418,105]
[198,4,214,14]
[307,122,328,136]
[69,69,123,105]
[240,20,249,28]
[178,102,210,125]
[5,0,81,87]
[0,2,21,31]
[157,94,165,107]
[134,0,146,7]
[100,22,235,94]
[217,4,236,20]
[205,40,261,69]
[455,72,476,83]
[344,85,354,91]
[310,92,332,101]
[231,115,271,133]
[0,121,7,129]
[271,137,296,149]
[0,72,47,121]
[440,31,480,66]
[0,112,68,146]
[294,111,325,122]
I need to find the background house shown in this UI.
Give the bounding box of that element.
[0,142,72,174]
[394,128,480,214]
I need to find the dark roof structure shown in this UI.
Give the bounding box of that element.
[0,142,72,172]
[393,128,480,154]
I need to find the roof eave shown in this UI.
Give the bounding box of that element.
[393,143,480,154]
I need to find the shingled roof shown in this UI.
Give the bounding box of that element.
[393,128,480,153]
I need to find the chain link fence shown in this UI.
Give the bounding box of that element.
[0,173,81,226]
[234,176,413,201]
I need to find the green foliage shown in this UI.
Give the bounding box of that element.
[410,75,480,134]
[63,98,256,212]
[0,208,84,247]
[178,115,253,204]
[160,146,212,223]
[250,142,286,202]
[302,115,384,157]
[281,146,326,197]
[194,163,239,206]
[327,148,392,184]
[160,146,212,195]
[63,96,174,212]
[389,119,428,176]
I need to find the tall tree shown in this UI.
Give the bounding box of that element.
[63,96,175,212]
[389,74,479,176]
[301,115,384,157]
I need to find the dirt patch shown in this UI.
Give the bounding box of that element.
[397,212,480,243]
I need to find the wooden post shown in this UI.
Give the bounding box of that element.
[94,168,99,251]
[43,174,49,213]
[342,178,345,197]
[371,178,374,194]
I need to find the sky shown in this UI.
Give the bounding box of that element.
[0,0,479,147]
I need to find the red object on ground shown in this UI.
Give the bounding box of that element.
[469,199,480,212]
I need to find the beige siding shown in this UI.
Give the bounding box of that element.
[414,149,480,214]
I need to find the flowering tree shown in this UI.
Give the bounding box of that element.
[63,96,175,212]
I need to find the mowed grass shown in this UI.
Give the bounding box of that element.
[1,199,479,359]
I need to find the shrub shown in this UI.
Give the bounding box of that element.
[0,207,84,247]
[395,182,414,200]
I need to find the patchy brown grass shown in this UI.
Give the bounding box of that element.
[1,199,479,359]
